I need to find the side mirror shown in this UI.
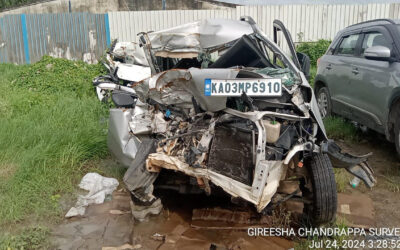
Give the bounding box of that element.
[296,52,311,80]
[364,46,391,61]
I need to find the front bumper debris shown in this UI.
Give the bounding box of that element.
[322,140,376,188]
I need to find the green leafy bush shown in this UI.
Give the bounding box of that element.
[13,55,103,97]
[296,39,331,66]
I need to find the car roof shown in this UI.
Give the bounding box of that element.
[344,18,398,32]
[331,18,400,42]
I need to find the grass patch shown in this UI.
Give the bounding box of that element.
[334,168,351,193]
[0,226,51,250]
[323,116,360,142]
[0,56,112,248]
[308,66,317,87]
[378,173,400,192]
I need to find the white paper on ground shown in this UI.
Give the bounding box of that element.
[65,173,119,218]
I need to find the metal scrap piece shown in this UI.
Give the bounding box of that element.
[151,112,168,134]
[130,199,163,222]
[128,101,153,135]
[107,108,141,168]
[123,138,159,205]
[291,87,310,117]
[321,140,376,188]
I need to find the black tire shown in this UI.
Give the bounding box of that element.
[316,87,332,118]
[303,154,337,226]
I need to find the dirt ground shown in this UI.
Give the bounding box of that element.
[52,190,133,250]
[51,134,400,250]
[52,189,294,249]
[337,134,400,228]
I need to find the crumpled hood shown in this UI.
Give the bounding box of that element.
[147,19,254,58]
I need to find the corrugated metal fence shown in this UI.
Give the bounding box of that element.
[236,4,398,42]
[0,15,25,64]
[0,13,110,64]
[108,3,400,43]
[2,3,400,64]
[108,9,235,43]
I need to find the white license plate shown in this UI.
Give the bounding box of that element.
[204,78,282,96]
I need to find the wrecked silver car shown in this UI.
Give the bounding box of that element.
[94,17,376,225]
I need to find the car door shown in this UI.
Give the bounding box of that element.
[272,20,309,76]
[346,26,395,131]
[326,32,363,119]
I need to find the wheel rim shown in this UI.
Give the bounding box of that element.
[317,92,328,118]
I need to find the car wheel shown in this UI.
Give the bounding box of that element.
[302,154,337,226]
[317,87,332,118]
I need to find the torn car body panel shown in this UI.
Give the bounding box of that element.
[147,19,254,58]
[133,68,241,112]
[321,140,376,188]
[107,109,141,167]
[97,17,376,218]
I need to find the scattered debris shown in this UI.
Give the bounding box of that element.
[130,199,163,221]
[102,243,141,250]
[65,173,119,218]
[164,225,189,245]
[109,209,130,215]
[151,233,165,241]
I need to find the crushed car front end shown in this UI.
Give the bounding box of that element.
[94,16,376,225]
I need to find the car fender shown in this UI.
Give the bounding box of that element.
[314,73,329,93]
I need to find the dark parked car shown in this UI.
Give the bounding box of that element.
[315,19,400,156]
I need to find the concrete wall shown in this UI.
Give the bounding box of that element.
[0,0,119,16]
[0,0,233,17]
[118,0,232,11]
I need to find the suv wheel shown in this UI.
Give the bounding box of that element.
[301,154,337,226]
[317,87,332,118]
